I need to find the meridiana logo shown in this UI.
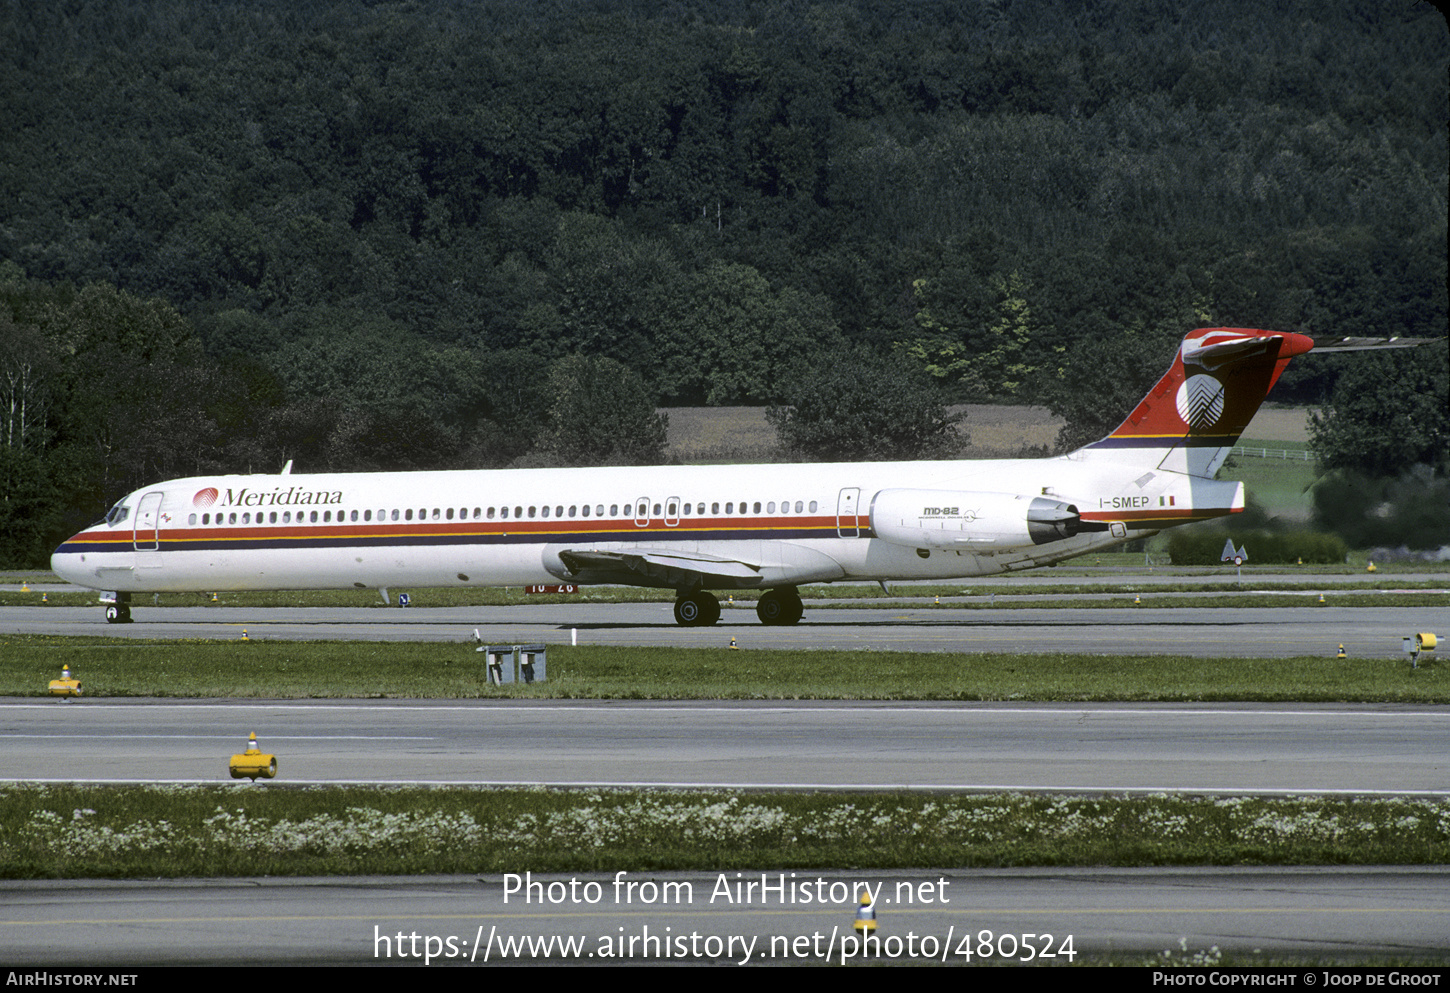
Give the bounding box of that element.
[1175,374,1225,429]
[194,486,343,508]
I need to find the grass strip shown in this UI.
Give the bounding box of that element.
[3,637,1444,701]
[3,785,1446,879]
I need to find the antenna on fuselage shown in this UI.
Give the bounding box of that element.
[280,460,293,475]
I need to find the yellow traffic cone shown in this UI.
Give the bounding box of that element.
[853,890,877,937]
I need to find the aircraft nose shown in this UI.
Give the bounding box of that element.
[51,535,92,587]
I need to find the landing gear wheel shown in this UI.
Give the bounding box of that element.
[700,594,721,626]
[673,592,720,627]
[104,604,131,624]
[756,589,803,625]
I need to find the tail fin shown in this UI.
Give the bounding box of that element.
[1077,328,1315,477]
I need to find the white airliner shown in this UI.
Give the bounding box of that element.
[51,327,1334,625]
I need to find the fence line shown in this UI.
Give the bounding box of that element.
[1230,445,1313,461]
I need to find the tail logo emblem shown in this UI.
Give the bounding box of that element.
[1175,374,1225,428]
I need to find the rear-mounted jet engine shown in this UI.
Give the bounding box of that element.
[868,489,1103,550]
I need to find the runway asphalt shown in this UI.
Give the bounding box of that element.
[4,867,1448,964]
[2,600,1444,658]
[4,699,1446,794]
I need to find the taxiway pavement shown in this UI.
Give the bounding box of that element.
[2,601,1444,658]
[4,699,1446,793]
[5,867,1448,964]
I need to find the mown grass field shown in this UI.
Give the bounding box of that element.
[664,404,1311,455]
[5,785,1445,879]
[4,638,1443,701]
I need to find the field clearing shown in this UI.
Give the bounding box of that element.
[664,405,1312,461]
[1241,405,1313,443]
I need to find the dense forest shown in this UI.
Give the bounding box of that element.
[1,0,1446,564]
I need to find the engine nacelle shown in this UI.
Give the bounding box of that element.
[868,489,1089,550]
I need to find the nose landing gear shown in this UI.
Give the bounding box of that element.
[103,593,132,624]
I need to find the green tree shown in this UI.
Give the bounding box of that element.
[1308,348,1450,477]
[538,355,668,466]
[1033,323,1180,452]
[903,269,1040,398]
[1312,467,1450,550]
[655,261,843,404]
[767,348,961,462]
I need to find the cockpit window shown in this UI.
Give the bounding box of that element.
[105,502,130,526]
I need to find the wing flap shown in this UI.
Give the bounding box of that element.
[547,542,846,590]
[557,547,762,586]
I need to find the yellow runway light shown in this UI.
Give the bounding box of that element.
[229,732,277,781]
[48,665,82,698]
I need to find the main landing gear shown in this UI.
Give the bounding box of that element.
[673,591,721,627]
[755,587,803,626]
[671,587,804,627]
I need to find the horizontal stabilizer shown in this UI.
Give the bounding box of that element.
[1305,334,1445,352]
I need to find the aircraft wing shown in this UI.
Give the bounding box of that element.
[556,547,763,588]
